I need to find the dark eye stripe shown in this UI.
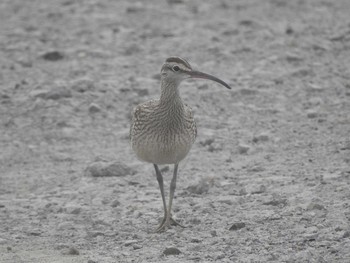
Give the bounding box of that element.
[166,57,192,70]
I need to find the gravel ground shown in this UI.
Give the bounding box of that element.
[0,0,350,262]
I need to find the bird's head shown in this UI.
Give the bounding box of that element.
[161,56,231,89]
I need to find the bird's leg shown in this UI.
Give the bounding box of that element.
[153,164,168,231]
[156,163,184,232]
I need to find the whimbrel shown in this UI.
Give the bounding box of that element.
[130,57,231,232]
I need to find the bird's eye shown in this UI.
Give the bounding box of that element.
[172,65,180,72]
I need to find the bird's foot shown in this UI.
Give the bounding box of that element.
[155,216,185,233]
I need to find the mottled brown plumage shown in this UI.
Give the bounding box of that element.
[130,57,231,232]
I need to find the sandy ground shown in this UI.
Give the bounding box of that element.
[0,0,350,262]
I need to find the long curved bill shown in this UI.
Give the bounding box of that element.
[187,70,232,89]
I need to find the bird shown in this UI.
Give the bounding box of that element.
[130,56,231,232]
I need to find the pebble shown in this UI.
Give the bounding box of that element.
[0,238,7,245]
[71,78,95,93]
[229,222,246,231]
[88,103,101,113]
[200,138,214,147]
[237,144,250,154]
[186,178,211,194]
[306,83,324,92]
[66,205,81,215]
[343,231,350,238]
[135,88,149,97]
[307,111,318,119]
[133,244,142,250]
[41,51,64,61]
[163,247,181,256]
[111,200,121,207]
[307,202,326,210]
[263,198,287,206]
[124,240,138,247]
[85,161,136,177]
[44,86,72,100]
[208,142,223,152]
[253,133,269,143]
[251,185,266,194]
[62,247,79,255]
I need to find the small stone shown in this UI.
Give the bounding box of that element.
[263,198,287,206]
[111,200,121,207]
[152,73,161,80]
[71,78,95,93]
[286,26,294,34]
[307,203,325,210]
[210,230,217,237]
[89,231,104,238]
[44,86,72,100]
[85,161,136,177]
[253,133,269,143]
[306,83,324,92]
[163,247,181,256]
[124,240,138,247]
[66,206,81,215]
[57,222,75,230]
[29,231,41,236]
[307,111,318,119]
[88,103,101,113]
[200,138,214,147]
[197,84,209,90]
[0,238,7,245]
[41,51,64,61]
[126,3,145,13]
[342,231,350,238]
[208,142,223,152]
[167,0,183,4]
[63,247,79,255]
[133,244,142,250]
[190,237,201,243]
[160,166,169,173]
[229,222,246,231]
[123,44,141,56]
[186,178,211,195]
[238,144,250,154]
[135,88,149,97]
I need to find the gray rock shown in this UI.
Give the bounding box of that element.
[133,244,143,250]
[111,200,121,207]
[66,205,81,215]
[307,202,326,210]
[307,111,318,119]
[71,78,95,93]
[263,198,287,206]
[163,247,181,256]
[44,86,72,100]
[41,51,64,61]
[62,247,79,255]
[85,161,136,177]
[186,178,211,194]
[253,133,269,143]
[238,144,250,154]
[229,222,246,231]
[88,103,101,113]
[124,240,138,247]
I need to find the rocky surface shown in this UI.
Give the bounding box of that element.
[0,0,349,262]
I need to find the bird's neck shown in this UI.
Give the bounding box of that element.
[159,80,184,111]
